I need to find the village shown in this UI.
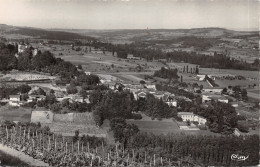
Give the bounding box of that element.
[0,3,259,164]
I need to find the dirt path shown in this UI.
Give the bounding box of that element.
[0,144,49,166]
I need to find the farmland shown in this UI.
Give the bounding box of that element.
[126,114,219,136]
[0,105,32,122]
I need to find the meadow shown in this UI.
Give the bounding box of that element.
[126,114,218,136]
[0,105,32,122]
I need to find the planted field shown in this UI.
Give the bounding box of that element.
[127,119,219,136]
[42,122,107,137]
[126,114,220,136]
[0,105,32,122]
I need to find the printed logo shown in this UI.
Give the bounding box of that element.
[231,154,249,161]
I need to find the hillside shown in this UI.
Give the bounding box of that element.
[50,27,259,43]
[0,24,95,41]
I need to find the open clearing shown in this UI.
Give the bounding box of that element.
[0,105,32,122]
[126,114,219,136]
[42,122,107,137]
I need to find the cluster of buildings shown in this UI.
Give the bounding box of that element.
[8,94,46,107]
[178,112,207,125]
[17,43,38,56]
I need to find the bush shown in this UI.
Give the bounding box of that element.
[175,116,183,122]
[237,122,249,133]
[198,125,207,130]
[132,113,142,120]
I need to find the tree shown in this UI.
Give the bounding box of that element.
[50,89,55,94]
[18,48,32,70]
[66,85,78,94]
[186,120,191,126]
[18,84,31,94]
[222,88,227,94]
[50,103,61,113]
[140,80,146,85]
[241,89,248,101]
[31,88,46,96]
[78,64,82,70]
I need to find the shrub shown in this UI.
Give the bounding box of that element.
[132,113,142,120]
[237,122,249,133]
[198,125,207,130]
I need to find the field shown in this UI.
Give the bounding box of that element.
[0,105,32,122]
[0,71,56,81]
[42,122,107,137]
[169,62,259,89]
[43,112,107,137]
[126,114,219,136]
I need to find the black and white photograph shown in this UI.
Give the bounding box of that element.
[0,0,259,166]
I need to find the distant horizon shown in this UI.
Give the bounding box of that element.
[1,23,259,32]
[0,0,258,30]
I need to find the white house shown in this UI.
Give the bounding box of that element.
[145,84,156,90]
[233,128,242,136]
[178,112,207,125]
[196,75,206,81]
[133,90,147,100]
[9,95,21,106]
[9,95,21,102]
[202,93,228,103]
[127,54,141,60]
[203,88,223,94]
[27,95,46,102]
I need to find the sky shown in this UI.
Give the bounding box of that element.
[0,0,258,30]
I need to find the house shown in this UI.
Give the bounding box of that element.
[230,102,238,107]
[178,112,207,125]
[55,91,65,98]
[234,128,242,136]
[67,95,85,103]
[133,90,147,100]
[18,44,26,53]
[145,84,156,90]
[127,54,141,60]
[74,96,84,103]
[9,95,21,106]
[27,95,46,102]
[196,75,206,81]
[203,88,223,94]
[33,48,38,56]
[162,95,177,107]
[9,95,21,102]
[202,93,228,103]
[91,49,103,54]
[153,92,165,99]
[85,72,91,75]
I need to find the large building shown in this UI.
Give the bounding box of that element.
[178,112,207,125]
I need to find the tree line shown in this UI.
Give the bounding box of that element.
[88,41,259,71]
[0,42,100,86]
[153,67,179,80]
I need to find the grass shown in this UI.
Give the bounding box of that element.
[126,114,219,136]
[0,105,32,122]
[42,122,107,137]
